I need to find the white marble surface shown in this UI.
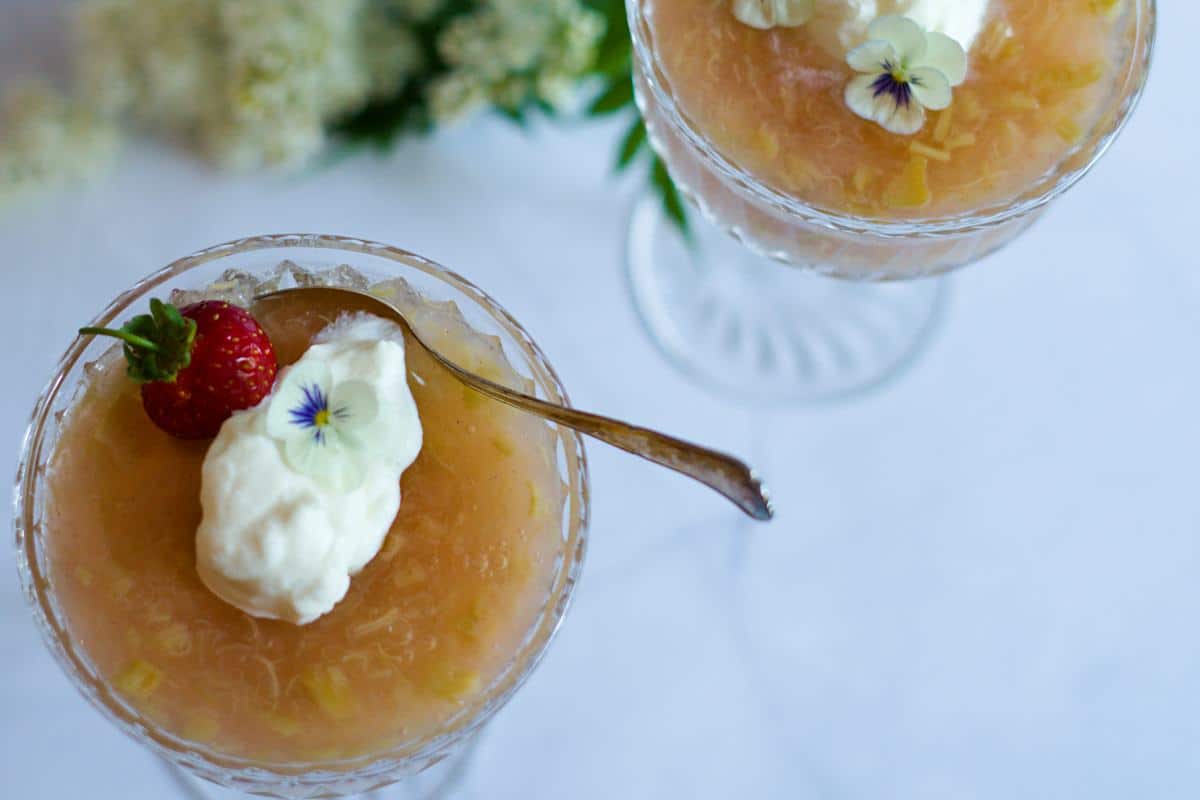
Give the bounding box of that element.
[3,2,1199,798]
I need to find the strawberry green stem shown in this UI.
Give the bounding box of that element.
[77,298,196,383]
[79,326,163,353]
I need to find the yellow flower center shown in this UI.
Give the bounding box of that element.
[314,409,332,428]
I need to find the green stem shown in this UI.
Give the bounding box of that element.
[78,327,162,353]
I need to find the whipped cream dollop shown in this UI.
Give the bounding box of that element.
[196,314,422,625]
[807,0,991,55]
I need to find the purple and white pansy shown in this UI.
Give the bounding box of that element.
[726,4,970,137]
[844,15,968,135]
[265,360,381,491]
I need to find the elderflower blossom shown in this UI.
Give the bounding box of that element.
[76,0,221,124]
[0,80,119,206]
[2,0,604,207]
[429,0,604,122]
[76,0,425,171]
[205,1,369,170]
[362,2,427,100]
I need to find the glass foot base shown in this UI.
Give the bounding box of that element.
[626,195,947,404]
[164,740,475,800]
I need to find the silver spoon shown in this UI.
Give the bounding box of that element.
[254,287,773,521]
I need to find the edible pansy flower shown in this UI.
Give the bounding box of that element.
[844,15,968,135]
[266,361,380,492]
[732,0,814,30]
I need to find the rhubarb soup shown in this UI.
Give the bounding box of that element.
[647,0,1136,215]
[43,279,568,762]
[634,0,1149,273]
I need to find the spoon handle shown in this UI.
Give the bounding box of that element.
[253,287,773,521]
[431,354,774,521]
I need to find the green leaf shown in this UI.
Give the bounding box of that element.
[591,29,632,78]
[616,118,647,171]
[652,156,690,235]
[333,77,434,148]
[497,104,530,127]
[584,0,632,78]
[588,77,634,116]
[593,41,632,79]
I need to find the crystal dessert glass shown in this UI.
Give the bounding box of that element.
[626,0,1156,403]
[13,234,589,798]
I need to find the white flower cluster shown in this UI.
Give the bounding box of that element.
[429,0,605,122]
[76,0,423,171]
[0,80,119,207]
[0,0,604,204]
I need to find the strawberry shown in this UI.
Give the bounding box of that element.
[81,299,277,439]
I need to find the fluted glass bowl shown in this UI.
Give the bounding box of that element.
[13,234,590,798]
[629,0,1156,280]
